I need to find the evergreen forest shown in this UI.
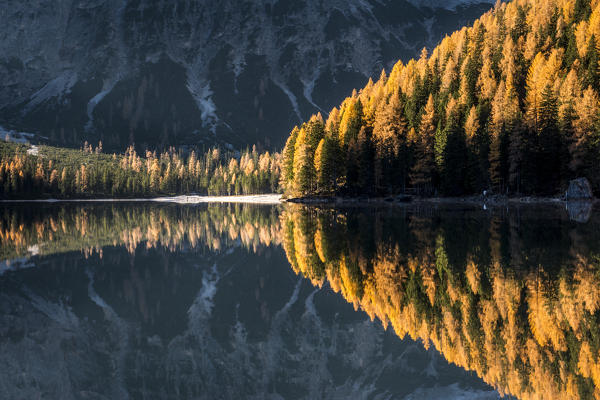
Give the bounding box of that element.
[0,141,280,199]
[281,0,600,197]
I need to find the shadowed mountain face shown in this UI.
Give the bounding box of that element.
[0,0,494,151]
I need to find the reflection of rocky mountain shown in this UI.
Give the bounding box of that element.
[0,244,498,399]
[0,0,494,150]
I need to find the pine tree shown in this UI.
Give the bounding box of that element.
[444,99,468,195]
[582,36,599,90]
[536,84,562,193]
[305,113,326,150]
[571,87,600,180]
[434,120,448,184]
[345,137,360,194]
[489,129,505,193]
[410,95,437,194]
[464,106,482,192]
[314,137,338,194]
[79,165,88,193]
[293,128,315,196]
[564,26,579,66]
[461,26,484,108]
[325,108,341,136]
[489,81,513,193]
[478,56,497,101]
[574,0,592,23]
[372,91,408,193]
[281,127,299,192]
[356,126,374,193]
[338,98,364,146]
[505,80,525,193]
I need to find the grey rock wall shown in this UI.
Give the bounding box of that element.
[0,0,495,150]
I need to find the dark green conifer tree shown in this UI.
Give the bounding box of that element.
[536,85,562,193]
[373,91,408,193]
[582,36,599,91]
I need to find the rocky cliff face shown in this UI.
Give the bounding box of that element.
[0,0,494,150]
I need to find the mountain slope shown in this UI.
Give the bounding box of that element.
[0,0,494,150]
[281,0,600,197]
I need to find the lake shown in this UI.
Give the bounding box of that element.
[0,201,598,399]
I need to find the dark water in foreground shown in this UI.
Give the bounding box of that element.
[0,201,598,399]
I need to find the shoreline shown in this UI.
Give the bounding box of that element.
[283,194,598,206]
[0,194,283,205]
[1,193,597,207]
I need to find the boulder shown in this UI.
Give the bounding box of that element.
[566,178,593,200]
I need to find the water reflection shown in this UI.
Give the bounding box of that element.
[282,204,600,400]
[0,203,282,267]
[0,203,499,400]
[566,200,594,223]
[1,202,599,399]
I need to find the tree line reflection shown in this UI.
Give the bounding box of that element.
[281,204,600,400]
[0,203,282,263]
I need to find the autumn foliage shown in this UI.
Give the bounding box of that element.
[0,141,281,198]
[282,204,600,399]
[0,203,282,261]
[281,0,600,197]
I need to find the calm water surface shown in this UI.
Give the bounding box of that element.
[0,201,598,399]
